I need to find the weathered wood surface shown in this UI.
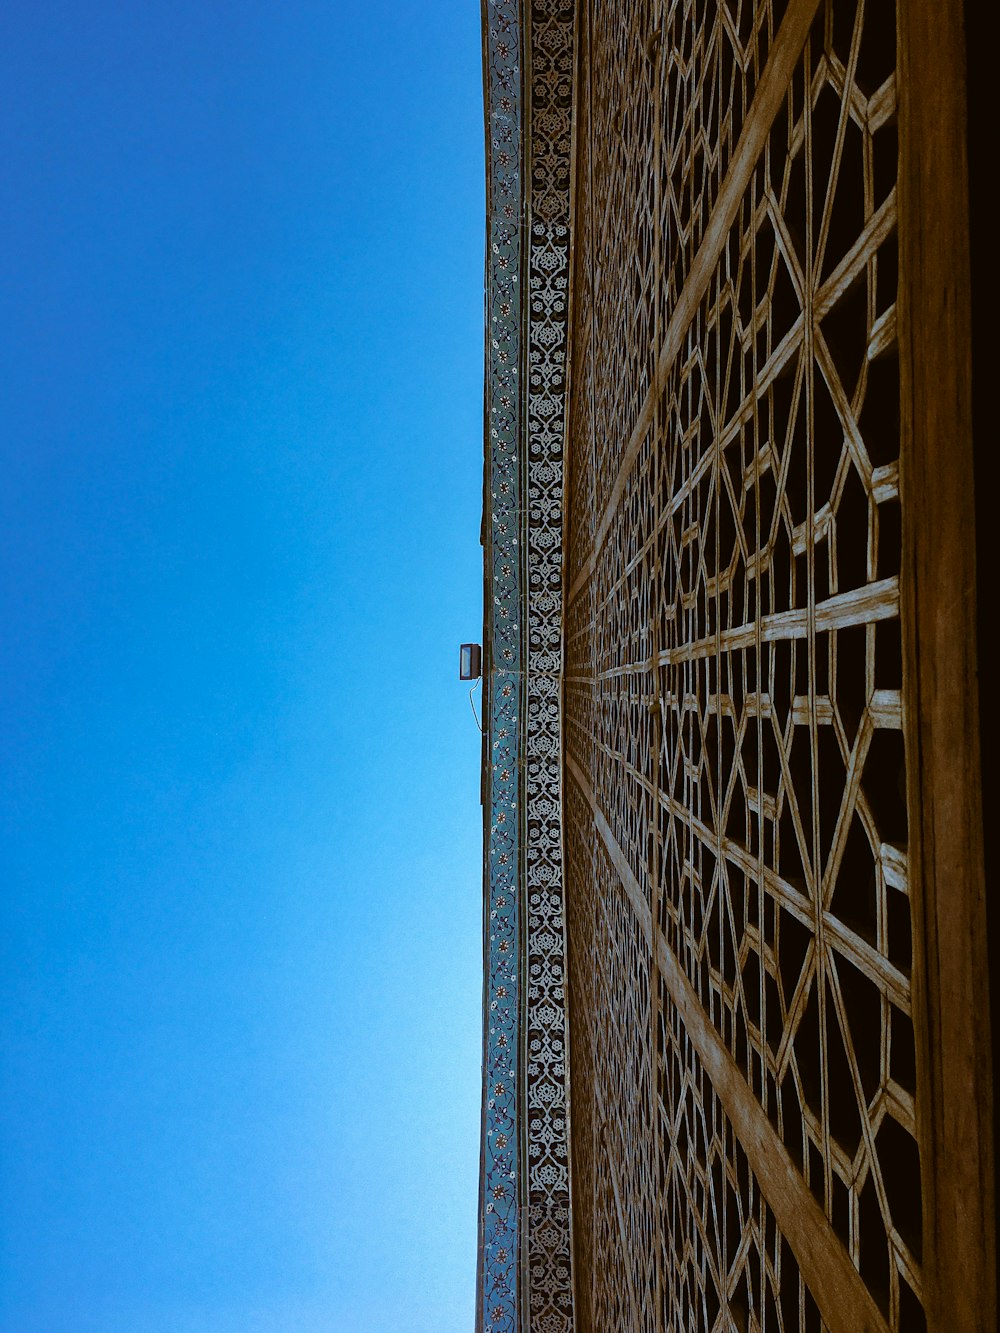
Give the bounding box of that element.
[897,0,994,1326]
[569,749,890,1332]
[560,0,992,1327]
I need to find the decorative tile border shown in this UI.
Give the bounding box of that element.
[523,0,576,1329]
[481,0,524,1328]
[480,0,576,1327]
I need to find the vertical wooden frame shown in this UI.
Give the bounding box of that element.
[897,0,995,1326]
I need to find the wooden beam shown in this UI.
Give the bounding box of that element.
[567,0,823,607]
[566,750,891,1333]
[897,0,995,1327]
[591,1071,645,1333]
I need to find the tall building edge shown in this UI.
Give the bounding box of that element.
[477,1,995,1328]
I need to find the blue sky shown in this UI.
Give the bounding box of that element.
[0,3,485,1329]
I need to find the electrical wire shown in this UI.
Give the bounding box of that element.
[469,677,484,733]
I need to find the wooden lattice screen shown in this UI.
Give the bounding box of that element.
[560,0,991,1330]
[478,0,990,1329]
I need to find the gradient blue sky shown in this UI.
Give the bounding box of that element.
[0,3,485,1329]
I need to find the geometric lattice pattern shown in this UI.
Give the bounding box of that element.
[564,0,920,1328]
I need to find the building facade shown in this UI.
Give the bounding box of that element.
[477,2,992,1330]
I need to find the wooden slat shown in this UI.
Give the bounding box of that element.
[569,728,913,1012]
[656,576,900,666]
[566,750,890,1333]
[567,0,823,608]
[897,1,996,1327]
[591,1075,644,1333]
[569,753,652,947]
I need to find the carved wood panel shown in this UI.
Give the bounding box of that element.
[563,0,990,1329]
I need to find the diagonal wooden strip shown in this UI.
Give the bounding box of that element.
[567,0,823,608]
[655,934,888,1333]
[566,725,912,1010]
[565,750,891,1333]
[591,1074,644,1333]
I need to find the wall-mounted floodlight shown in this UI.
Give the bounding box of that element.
[460,643,482,681]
